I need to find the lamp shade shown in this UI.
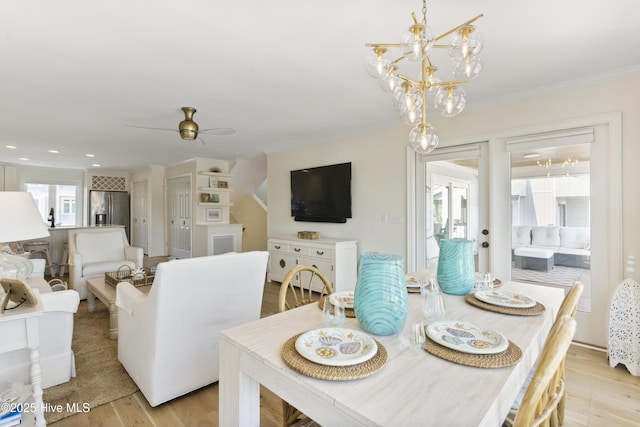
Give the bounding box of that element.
[0,192,50,242]
[0,192,50,280]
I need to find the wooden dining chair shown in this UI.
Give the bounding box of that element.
[504,282,583,427]
[554,281,583,425]
[509,315,577,427]
[278,264,334,312]
[278,265,334,427]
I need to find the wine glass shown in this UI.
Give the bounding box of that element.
[322,296,346,327]
[399,320,426,356]
[484,272,494,290]
[422,285,446,325]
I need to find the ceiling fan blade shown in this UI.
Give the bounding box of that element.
[199,127,236,135]
[123,124,178,132]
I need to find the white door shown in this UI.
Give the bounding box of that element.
[166,176,191,259]
[409,116,621,347]
[412,142,491,275]
[504,123,621,346]
[131,180,148,254]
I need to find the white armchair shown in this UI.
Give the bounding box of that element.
[68,227,143,300]
[0,259,80,389]
[115,251,269,407]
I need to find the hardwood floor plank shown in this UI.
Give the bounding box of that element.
[111,395,154,427]
[50,282,640,427]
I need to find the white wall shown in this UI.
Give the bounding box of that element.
[268,74,640,283]
[268,125,409,260]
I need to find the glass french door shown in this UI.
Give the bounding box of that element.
[412,142,491,275]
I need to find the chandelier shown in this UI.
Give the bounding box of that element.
[365,0,484,154]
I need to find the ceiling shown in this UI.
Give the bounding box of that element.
[1,0,638,172]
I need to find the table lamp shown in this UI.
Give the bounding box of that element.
[0,191,50,279]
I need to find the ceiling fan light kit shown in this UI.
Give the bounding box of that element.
[123,106,235,144]
[179,107,199,140]
[366,0,484,154]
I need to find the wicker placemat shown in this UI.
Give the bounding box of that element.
[464,293,545,316]
[282,333,387,381]
[424,336,522,368]
[317,296,356,318]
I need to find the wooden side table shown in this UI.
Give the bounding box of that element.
[0,289,45,426]
[86,276,151,340]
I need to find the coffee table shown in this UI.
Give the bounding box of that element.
[86,276,151,339]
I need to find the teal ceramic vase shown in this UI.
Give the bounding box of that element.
[436,238,475,295]
[354,253,408,336]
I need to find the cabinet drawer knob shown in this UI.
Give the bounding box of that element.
[294,248,301,252]
[316,250,324,255]
[275,245,281,249]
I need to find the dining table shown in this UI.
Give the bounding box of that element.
[219,281,564,426]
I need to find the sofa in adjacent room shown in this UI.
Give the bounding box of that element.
[0,259,80,389]
[512,225,591,269]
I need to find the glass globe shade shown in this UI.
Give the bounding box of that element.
[393,83,422,112]
[379,65,401,93]
[409,124,439,154]
[401,23,434,62]
[453,57,483,80]
[400,103,421,125]
[434,86,466,117]
[366,47,392,79]
[425,68,441,92]
[448,25,483,62]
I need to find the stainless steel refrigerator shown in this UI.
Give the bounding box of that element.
[89,190,131,240]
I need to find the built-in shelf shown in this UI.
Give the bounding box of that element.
[198,202,233,207]
[198,187,233,192]
[198,171,232,178]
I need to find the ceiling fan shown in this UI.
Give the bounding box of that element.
[124,107,235,143]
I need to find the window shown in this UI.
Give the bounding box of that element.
[25,183,81,227]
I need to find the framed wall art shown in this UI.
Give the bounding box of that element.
[206,208,222,222]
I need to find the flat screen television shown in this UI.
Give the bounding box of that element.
[290,162,352,223]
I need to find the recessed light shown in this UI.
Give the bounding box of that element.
[6,145,16,149]
[92,164,101,167]
[86,154,95,158]
[523,152,540,159]
[18,157,29,161]
[48,150,59,154]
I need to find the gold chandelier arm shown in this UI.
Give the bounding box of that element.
[365,43,404,48]
[434,14,483,42]
[421,59,428,124]
[397,74,420,87]
[430,79,468,87]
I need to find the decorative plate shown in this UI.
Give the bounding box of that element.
[295,328,378,367]
[405,275,421,288]
[474,290,536,308]
[425,320,509,355]
[329,291,355,309]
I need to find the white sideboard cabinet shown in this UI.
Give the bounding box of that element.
[268,237,357,293]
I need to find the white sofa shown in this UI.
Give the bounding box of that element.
[116,251,269,407]
[0,259,80,389]
[68,227,143,300]
[512,225,591,268]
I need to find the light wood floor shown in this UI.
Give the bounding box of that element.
[50,281,640,427]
